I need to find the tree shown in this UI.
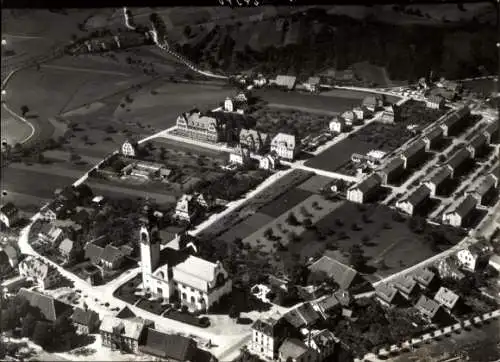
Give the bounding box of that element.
[32,321,52,348]
[349,244,366,269]
[229,305,240,319]
[159,146,167,161]
[0,307,18,332]
[20,105,29,117]
[303,218,313,229]
[21,313,37,338]
[183,25,192,37]
[286,212,299,226]
[53,315,76,350]
[264,228,273,239]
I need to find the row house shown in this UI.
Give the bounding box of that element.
[270,133,299,161]
[423,165,453,197]
[422,127,444,151]
[483,121,498,144]
[400,139,426,169]
[467,174,498,205]
[176,110,224,143]
[467,133,489,158]
[425,95,445,109]
[329,116,349,133]
[377,157,405,185]
[442,194,477,228]
[446,147,472,178]
[346,173,382,204]
[0,202,20,228]
[18,256,63,290]
[393,276,419,300]
[71,307,100,335]
[439,106,470,137]
[239,128,270,153]
[395,185,431,216]
[100,315,148,353]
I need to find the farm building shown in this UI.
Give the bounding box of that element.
[270,133,299,161]
[442,194,477,227]
[423,165,453,197]
[395,185,431,216]
[439,106,470,137]
[467,174,498,205]
[422,127,444,151]
[329,116,348,133]
[139,224,232,312]
[466,133,489,158]
[239,128,270,153]
[400,139,427,169]
[273,75,297,90]
[425,95,445,109]
[121,139,138,158]
[307,255,365,290]
[446,147,472,177]
[483,122,499,144]
[377,157,405,185]
[362,95,383,112]
[0,202,20,228]
[346,173,382,204]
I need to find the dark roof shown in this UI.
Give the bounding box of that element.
[484,122,498,136]
[71,209,90,225]
[452,195,477,218]
[423,127,443,142]
[447,148,471,170]
[85,243,104,264]
[100,245,124,264]
[469,133,488,149]
[381,158,404,175]
[0,202,19,218]
[405,185,431,206]
[71,307,99,327]
[354,173,382,193]
[18,288,71,322]
[279,338,309,359]
[139,329,197,361]
[427,166,453,186]
[415,295,441,318]
[427,95,444,104]
[251,316,286,337]
[308,256,360,290]
[474,175,497,197]
[402,140,426,158]
[116,306,137,319]
[283,303,320,328]
[43,199,68,216]
[207,111,257,130]
[73,184,93,201]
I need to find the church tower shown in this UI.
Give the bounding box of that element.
[140,223,160,291]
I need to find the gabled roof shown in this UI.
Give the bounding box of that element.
[172,255,221,292]
[279,338,309,359]
[100,245,124,264]
[447,148,471,170]
[308,256,360,290]
[423,127,444,142]
[351,173,382,194]
[413,268,436,287]
[330,116,346,125]
[283,303,320,328]
[85,243,104,264]
[415,295,441,318]
[307,76,320,85]
[271,133,296,150]
[404,185,431,206]
[427,95,444,104]
[251,316,284,337]
[375,283,398,303]
[100,315,145,340]
[484,121,498,136]
[473,175,497,198]
[392,276,417,295]
[402,140,426,159]
[381,158,405,175]
[450,194,477,218]
[18,288,71,322]
[427,166,453,186]
[309,329,339,348]
[139,328,197,361]
[71,307,99,327]
[116,306,137,319]
[362,95,382,107]
[434,287,460,309]
[469,133,488,150]
[0,202,19,218]
[58,238,75,255]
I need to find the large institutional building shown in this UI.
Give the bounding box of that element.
[139,224,232,312]
[176,110,224,143]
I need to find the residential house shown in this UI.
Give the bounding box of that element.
[100,315,146,353]
[270,133,299,161]
[312,290,351,319]
[423,165,453,197]
[307,256,364,290]
[353,106,371,120]
[400,140,426,169]
[396,185,431,216]
[346,173,382,204]
[305,76,321,92]
[468,174,497,205]
[329,116,348,133]
[456,244,490,272]
[442,194,477,228]
[18,288,72,322]
[434,287,460,312]
[446,148,472,178]
[483,121,498,144]
[71,307,100,335]
[362,95,383,112]
[239,128,270,153]
[121,139,138,157]
[275,75,297,90]
[84,243,126,270]
[139,328,198,361]
[250,316,295,361]
[260,153,279,170]
[58,238,77,263]
[378,157,405,185]
[18,257,63,289]
[283,303,321,330]
[40,199,69,221]
[194,193,213,210]
[38,224,65,245]
[278,338,316,362]
[425,95,445,109]
[229,146,252,166]
[415,295,444,322]
[304,329,338,362]
[422,127,444,151]
[223,97,234,112]
[413,268,438,291]
[392,276,419,300]
[174,194,206,223]
[176,110,224,143]
[375,283,403,307]
[439,106,470,137]
[341,110,359,125]
[379,109,395,124]
[0,202,20,228]
[91,195,105,207]
[467,133,489,158]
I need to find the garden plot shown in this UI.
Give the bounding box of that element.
[296,175,334,193]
